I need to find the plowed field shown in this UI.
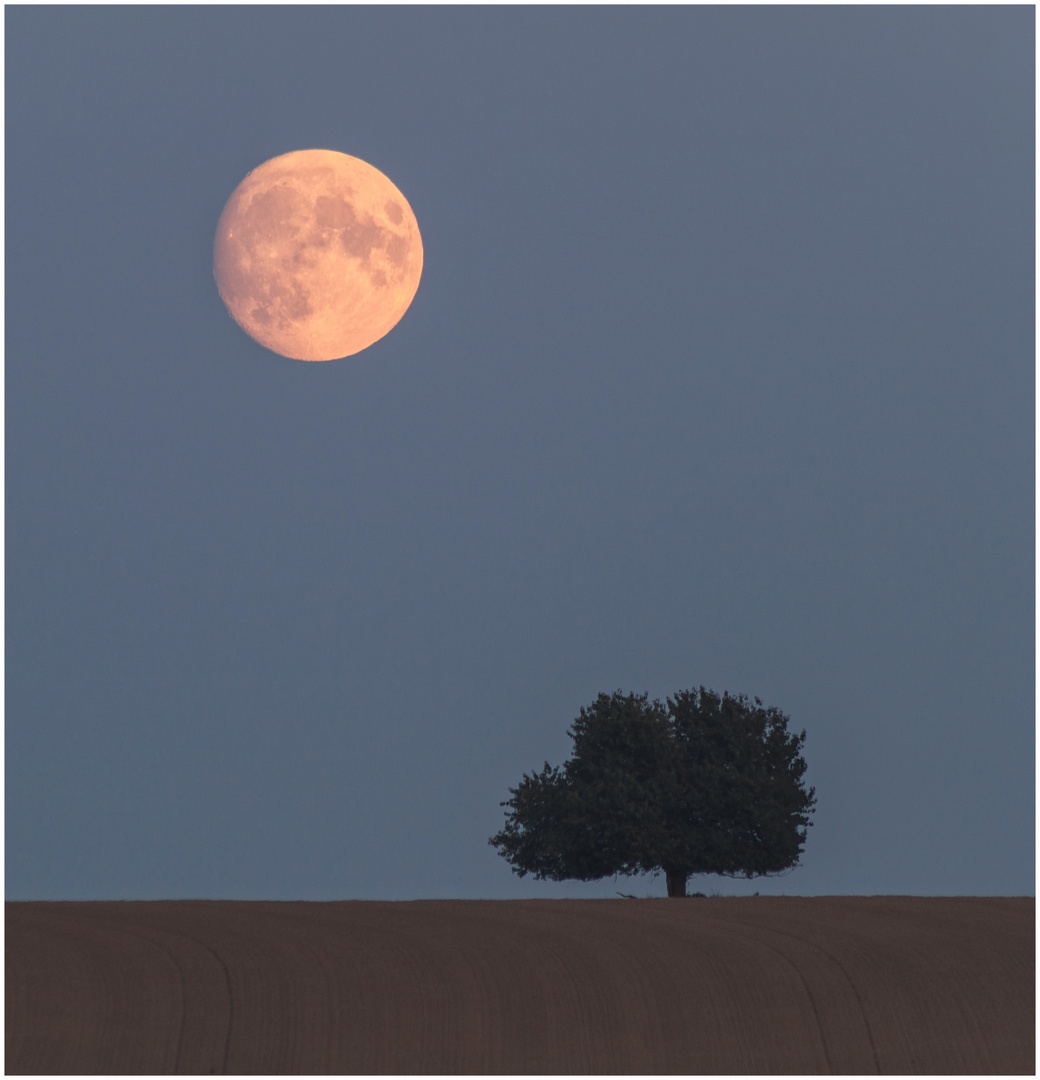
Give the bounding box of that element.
[5,897,1033,1074]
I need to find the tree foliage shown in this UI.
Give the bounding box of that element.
[489,688,816,896]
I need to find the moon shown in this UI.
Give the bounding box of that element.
[213,149,423,361]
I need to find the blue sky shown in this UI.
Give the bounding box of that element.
[6,6,1033,899]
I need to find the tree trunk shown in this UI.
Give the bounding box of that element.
[665,869,688,897]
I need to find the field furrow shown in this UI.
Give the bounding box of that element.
[5,897,1033,1074]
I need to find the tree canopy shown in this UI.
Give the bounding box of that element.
[489,688,816,896]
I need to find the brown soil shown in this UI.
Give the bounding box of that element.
[5,896,1033,1074]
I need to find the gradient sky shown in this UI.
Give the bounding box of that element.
[7,6,1034,900]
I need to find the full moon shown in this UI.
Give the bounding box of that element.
[213,149,423,361]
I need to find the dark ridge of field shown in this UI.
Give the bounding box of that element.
[5,896,1033,1074]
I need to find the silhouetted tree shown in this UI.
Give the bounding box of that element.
[489,689,816,896]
